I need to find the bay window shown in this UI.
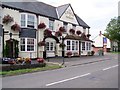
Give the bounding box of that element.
[46,42,54,51]
[20,38,35,52]
[86,42,89,50]
[88,43,91,50]
[72,41,75,50]
[67,41,71,50]
[76,41,78,50]
[21,13,36,28]
[82,42,85,50]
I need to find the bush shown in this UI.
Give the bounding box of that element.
[91,51,95,56]
[2,63,46,71]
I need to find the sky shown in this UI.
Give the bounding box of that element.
[37,0,119,39]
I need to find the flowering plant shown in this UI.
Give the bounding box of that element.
[66,51,72,56]
[55,31,62,37]
[24,57,31,64]
[81,33,87,40]
[76,30,81,35]
[11,23,20,31]
[38,41,45,46]
[38,23,46,29]
[2,15,14,24]
[87,34,91,37]
[37,58,45,63]
[69,29,75,34]
[59,27,66,32]
[44,29,52,36]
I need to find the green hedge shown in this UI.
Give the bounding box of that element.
[2,63,46,71]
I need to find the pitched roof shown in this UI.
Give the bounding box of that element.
[75,14,90,28]
[2,1,58,19]
[56,4,69,18]
[2,1,90,28]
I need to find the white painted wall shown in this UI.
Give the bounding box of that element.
[60,6,79,25]
[93,34,111,48]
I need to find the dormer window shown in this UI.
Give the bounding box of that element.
[21,13,36,29]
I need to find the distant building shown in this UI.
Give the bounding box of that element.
[92,31,111,53]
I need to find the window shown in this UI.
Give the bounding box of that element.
[67,41,71,50]
[21,13,36,28]
[49,20,54,30]
[82,42,85,50]
[76,41,78,50]
[27,39,34,51]
[20,38,25,51]
[20,38,35,51]
[89,43,91,50]
[86,42,89,50]
[63,22,68,32]
[72,41,75,50]
[27,15,35,28]
[46,42,54,51]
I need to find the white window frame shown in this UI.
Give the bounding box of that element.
[20,38,35,52]
[46,42,54,51]
[20,13,37,29]
[72,41,75,50]
[63,22,68,32]
[88,42,91,50]
[82,42,85,51]
[67,40,71,50]
[86,42,89,50]
[72,24,76,30]
[49,20,54,31]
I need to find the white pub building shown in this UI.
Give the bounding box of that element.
[0,1,93,59]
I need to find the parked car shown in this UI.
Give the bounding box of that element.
[2,57,16,64]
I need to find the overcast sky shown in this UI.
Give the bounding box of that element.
[37,0,119,39]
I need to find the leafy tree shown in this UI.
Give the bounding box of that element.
[104,16,120,52]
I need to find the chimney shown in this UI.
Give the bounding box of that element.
[99,31,102,36]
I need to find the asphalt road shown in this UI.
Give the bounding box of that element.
[2,53,119,88]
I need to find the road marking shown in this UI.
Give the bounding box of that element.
[102,65,118,71]
[46,73,91,86]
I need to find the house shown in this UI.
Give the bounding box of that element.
[92,31,111,53]
[1,1,92,59]
[0,24,2,58]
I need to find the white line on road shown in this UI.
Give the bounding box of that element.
[102,65,118,71]
[46,73,91,87]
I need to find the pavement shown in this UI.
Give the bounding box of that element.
[2,53,118,88]
[45,53,119,67]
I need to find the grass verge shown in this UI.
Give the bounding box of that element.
[0,64,62,77]
[109,52,120,54]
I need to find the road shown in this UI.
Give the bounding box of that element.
[2,53,119,88]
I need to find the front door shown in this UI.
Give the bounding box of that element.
[5,39,19,58]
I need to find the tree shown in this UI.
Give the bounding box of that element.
[104,16,120,52]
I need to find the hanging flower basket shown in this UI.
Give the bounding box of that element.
[87,34,91,37]
[59,43,66,48]
[55,31,62,37]
[38,23,46,29]
[2,14,14,24]
[11,23,21,31]
[76,30,81,35]
[81,33,87,40]
[38,41,46,46]
[44,29,52,36]
[59,27,66,32]
[66,51,72,57]
[69,29,75,34]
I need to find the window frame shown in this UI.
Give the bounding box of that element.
[20,13,36,29]
[46,42,54,51]
[63,22,68,32]
[82,42,85,51]
[67,40,71,50]
[49,19,54,31]
[20,38,35,52]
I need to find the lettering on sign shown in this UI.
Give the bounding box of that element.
[65,9,74,19]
